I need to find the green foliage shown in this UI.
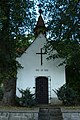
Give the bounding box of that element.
[0,0,36,67]
[17,88,36,107]
[38,0,80,40]
[46,39,80,66]
[0,85,3,101]
[38,0,80,69]
[38,0,80,95]
[66,65,80,99]
[0,0,36,79]
[0,0,36,105]
[16,34,35,57]
[53,84,79,106]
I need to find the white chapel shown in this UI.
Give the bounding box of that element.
[17,10,66,104]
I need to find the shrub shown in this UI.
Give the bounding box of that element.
[17,88,36,107]
[53,84,79,106]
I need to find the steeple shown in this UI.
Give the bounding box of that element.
[34,9,46,37]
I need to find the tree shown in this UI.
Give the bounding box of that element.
[0,0,36,106]
[38,0,80,96]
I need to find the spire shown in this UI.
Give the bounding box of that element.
[34,9,46,37]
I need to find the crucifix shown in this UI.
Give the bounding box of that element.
[36,48,46,66]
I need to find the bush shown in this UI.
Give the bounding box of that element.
[53,84,79,106]
[17,88,36,107]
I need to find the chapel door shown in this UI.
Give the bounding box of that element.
[35,76,48,104]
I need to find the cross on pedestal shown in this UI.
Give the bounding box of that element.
[36,48,46,66]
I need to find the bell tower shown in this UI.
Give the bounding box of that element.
[34,9,46,37]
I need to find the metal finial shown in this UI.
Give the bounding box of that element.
[39,9,43,15]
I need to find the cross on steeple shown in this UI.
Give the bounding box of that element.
[36,48,46,66]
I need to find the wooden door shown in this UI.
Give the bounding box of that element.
[35,76,48,104]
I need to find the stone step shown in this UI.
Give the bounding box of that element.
[38,107,63,120]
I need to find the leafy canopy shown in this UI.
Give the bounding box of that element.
[0,0,36,80]
[38,0,80,67]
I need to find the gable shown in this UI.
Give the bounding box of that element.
[17,33,64,68]
[17,33,66,99]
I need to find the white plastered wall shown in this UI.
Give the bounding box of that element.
[16,33,66,103]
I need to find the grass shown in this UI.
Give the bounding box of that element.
[0,105,80,111]
[0,106,39,111]
[61,106,80,110]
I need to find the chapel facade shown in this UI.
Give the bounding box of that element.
[17,10,66,104]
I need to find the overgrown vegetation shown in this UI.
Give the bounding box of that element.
[16,88,36,107]
[53,84,79,106]
[0,0,36,106]
[39,0,80,99]
[0,85,3,101]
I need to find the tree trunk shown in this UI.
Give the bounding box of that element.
[1,78,16,106]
